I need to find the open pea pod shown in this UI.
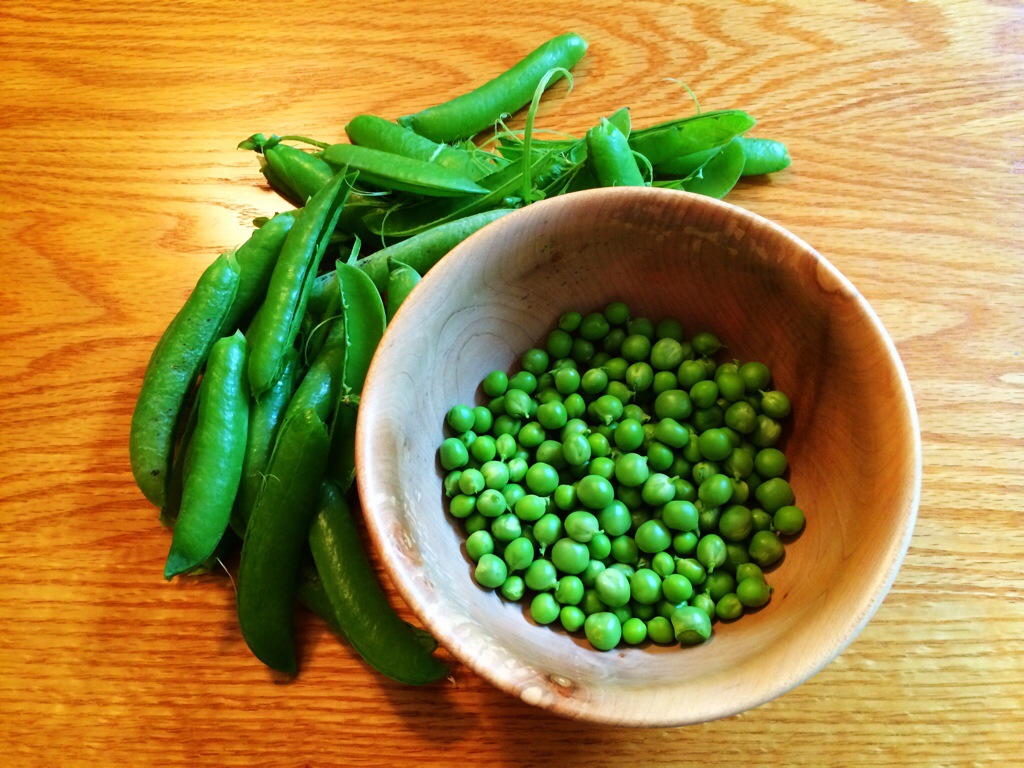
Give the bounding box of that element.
[653,146,722,178]
[321,143,488,197]
[386,261,421,322]
[658,138,746,199]
[736,137,791,176]
[629,110,755,166]
[327,263,386,490]
[362,148,558,238]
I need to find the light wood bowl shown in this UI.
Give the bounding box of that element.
[355,187,920,726]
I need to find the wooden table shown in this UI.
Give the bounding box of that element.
[2,1,1021,765]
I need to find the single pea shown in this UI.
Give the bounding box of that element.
[604,301,630,326]
[476,489,507,518]
[587,533,612,561]
[547,328,574,359]
[724,401,758,435]
[615,607,636,628]
[602,329,625,356]
[525,462,559,495]
[502,389,531,420]
[571,337,595,365]
[621,617,648,645]
[704,570,737,602]
[506,370,536,394]
[515,422,543,449]
[697,504,720,533]
[649,337,684,371]
[719,504,753,542]
[739,361,771,392]
[723,542,750,572]
[587,432,611,458]
[487,395,505,417]
[671,606,712,644]
[650,318,681,341]
[577,475,615,509]
[626,317,655,339]
[536,401,568,432]
[697,356,718,378]
[602,356,629,381]
[482,370,508,397]
[504,536,535,571]
[549,485,574,513]
[696,534,727,573]
[551,538,590,575]
[692,459,720,484]
[535,387,563,407]
[682,431,703,463]
[533,514,564,550]
[721,448,754,479]
[641,473,676,506]
[592,394,623,426]
[580,560,606,589]
[514,494,547,522]
[439,437,469,470]
[595,568,631,608]
[661,500,698,531]
[457,468,485,495]
[662,573,694,604]
[649,418,686,450]
[632,601,657,621]
[563,393,586,419]
[672,476,697,502]
[754,448,787,479]
[466,530,495,562]
[581,367,609,396]
[646,615,675,644]
[761,390,792,419]
[474,553,507,589]
[610,534,640,565]
[605,380,632,406]
[580,312,611,341]
[447,404,475,433]
[530,593,560,625]
[449,494,476,519]
[654,389,693,421]
[588,456,616,480]
[614,453,650,488]
[751,507,773,533]
[635,519,672,554]
[690,380,720,410]
[584,612,622,651]
[552,367,580,395]
[556,310,581,332]
[493,415,522,438]
[613,418,645,452]
[773,505,806,536]
[494,432,517,459]
[629,507,652,532]
[672,531,698,556]
[690,592,715,619]
[749,414,782,448]
[520,348,548,377]
[557,606,584,632]
[691,331,721,356]
[736,562,765,583]
[551,575,584,608]
[629,569,663,605]
[675,557,706,585]
[536,373,556,392]
[748,530,785,567]
[621,334,652,362]
[469,435,496,463]
[715,370,746,402]
[444,470,463,498]
[491,513,522,542]
[650,551,676,579]
[463,512,488,535]
[755,477,794,513]
[563,510,600,543]
[652,371,679,396]
[698,473,734,507]
[580,587,608,616]
[524,558,558,591]
[500,574,525,602]
[625,362,654,392]
[507,456,529,482]
[615,483,645,510]
[715,593,744,621]
[737,577,772,608]
[480,461,510,491]
[469,406,491,435]
[598,500,631,537]
[677,360,707,390]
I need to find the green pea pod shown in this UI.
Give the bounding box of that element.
[363,150,556,238]
[327,263,386,490]
[737,137,791,176]
[398,32,588,142]
[221,211,296,333]
[587,118,646,187]
[653,146,722,178]
[496,106,629,163]
[355,209,512,291]
[346,114,487,179]
[160,385,200,528]
[629,110,756,166]
[679,138,746,199]
[321,144,488,197]
[130,253,240,508]
[308,481,448,684]
[307,271,340,316]
[283,318,347,424]
[237,408,330,675]
[247,171,354,395]
[265,142,334,201]
[386,262,421,322]
[232,347,302,536]
[165,331,250,579]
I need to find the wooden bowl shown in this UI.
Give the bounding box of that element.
[355,187,920,726]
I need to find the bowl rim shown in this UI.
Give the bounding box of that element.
[355,186,922,727]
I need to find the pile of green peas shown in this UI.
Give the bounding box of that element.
[438,302,806,651]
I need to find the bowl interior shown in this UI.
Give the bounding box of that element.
[356,188,919,726]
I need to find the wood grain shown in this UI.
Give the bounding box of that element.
[0,0,1021,764]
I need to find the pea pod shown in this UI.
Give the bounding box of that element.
[398,32,588,142]
[587,118,645,187]
[345,114,492,179]
[309,481,448,684]
[386,262,420,322]
[283,316,347,424]
[247,171,353,395]
[237,407,330,675]
[161,386,200,528]
[232,347,302,536]
[653,146,722,178]
[130,253,240,508]
[737,137,791,176]
[327,263,386,490]
[679,138,746,199]
[222,210,296,332]
[321,144,488,197]
[165,332,250,579]
[629,110,756,166]
[355,209,512,291]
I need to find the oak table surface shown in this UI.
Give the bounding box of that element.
[0,1,1021,766]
